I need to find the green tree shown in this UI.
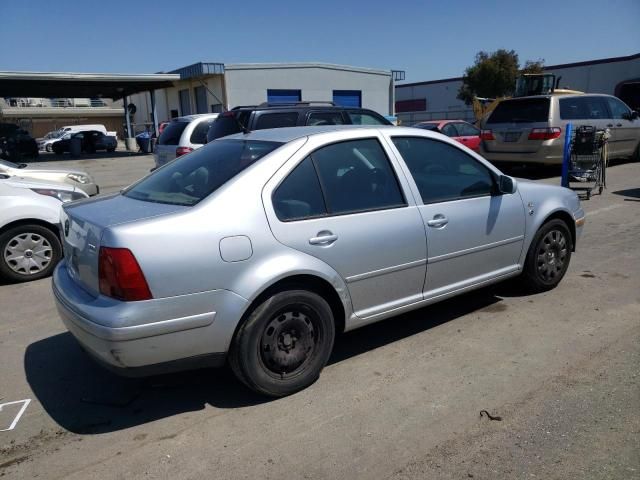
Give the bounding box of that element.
[457,50,546,105]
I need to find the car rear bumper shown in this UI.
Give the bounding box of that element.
[481,145,564,165]
[52,262,248,375]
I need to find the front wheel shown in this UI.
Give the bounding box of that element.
[0,224,62,283]
[520,219,573,293]
[229,290,335,397]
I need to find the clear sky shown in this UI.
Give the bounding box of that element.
[0,0,638,83]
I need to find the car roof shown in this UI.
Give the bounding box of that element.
[173,114,219,122]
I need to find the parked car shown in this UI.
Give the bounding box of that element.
[37,129,65,152]
[154,114,219,168]
[158,121,169,137]
[205,102,391,144]
[0,159,99,196]
[412,120,481,151]
[480,93,640,165]
[0,123,38,160]
[52,130,117,154]
[53,125,584,397]
[0,175,88,283]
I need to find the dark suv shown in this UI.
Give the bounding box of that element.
[206,102,391,142]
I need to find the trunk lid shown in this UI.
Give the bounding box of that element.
[61,194,187,296]
[483,97,552,153]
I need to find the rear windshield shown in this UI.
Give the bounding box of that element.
[487,98,550,124]
[123,140,282,206]
[206,114,245,142]
[413,123,439,131]
[158,121,188,145]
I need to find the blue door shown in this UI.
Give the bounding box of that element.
[267,89,301,103]
[333,90,362,108]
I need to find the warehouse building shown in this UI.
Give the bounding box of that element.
[129,62,398,129]
[395,52,640,125]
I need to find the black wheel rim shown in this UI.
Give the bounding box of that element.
[536,229,568,282]
[260,307,319,378]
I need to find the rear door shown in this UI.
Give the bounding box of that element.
[483,97,552,153]
[604,96,640,157]
[264,134,427,319]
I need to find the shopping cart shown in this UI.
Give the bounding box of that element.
[566,125,609,199]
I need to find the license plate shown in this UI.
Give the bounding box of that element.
[503,131,521,142]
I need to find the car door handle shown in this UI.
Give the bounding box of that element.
[309,232,338,246]
[427,215,449,228]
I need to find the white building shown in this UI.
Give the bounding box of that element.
[395,52,640,125]
[130,62,396,128]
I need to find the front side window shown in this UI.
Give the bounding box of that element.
[457,123,480,136]
[441,123,459,137]
[306,111,346,126]
[605,96,631,119]
[559,96,609,120]
[347,111,388,125]
[124,140,281,206]
[312,138,405,214]
[392,137,494,204]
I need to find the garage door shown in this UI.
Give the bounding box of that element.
[267,89,301,103]
[333,90,362,108]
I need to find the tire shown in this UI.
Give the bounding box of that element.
[46,144,52,152]
[520,219,573,293]
[52,144,63,155]
[229,290,335,397]
[0,224,62,283]
[107,147,116,153]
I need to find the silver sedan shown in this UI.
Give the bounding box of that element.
[52,126,585,397]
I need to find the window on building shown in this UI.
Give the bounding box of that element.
[179,89,191,116]
[267,89,302,103]
[194,86,208,114]
[333,90,362,108]
[395,99,427,113]
[211,103,223,113]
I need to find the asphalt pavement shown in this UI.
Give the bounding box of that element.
[1,152,638,479]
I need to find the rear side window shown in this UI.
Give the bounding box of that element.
[254,112,299,130]
[273,157,327,221]
[441,124,458,137]
[487,98,550,124]
[559,96,610,120]
[347,111,388,125]
[158,121,188,145]
[124,140,282,206]
[190,119,215,144]
[392,137,494,204]
[306,111,346,126]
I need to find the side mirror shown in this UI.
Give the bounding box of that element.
[623,110,639,121]
[632,110,639,120]
[498,175,517,194]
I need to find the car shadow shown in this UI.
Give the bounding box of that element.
[25,288,504,434]
[611,187,640,199]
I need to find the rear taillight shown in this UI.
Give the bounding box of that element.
[98,247,152,301]
[480,129,495,141]
[528,127,561,140]
[176,146,193,157]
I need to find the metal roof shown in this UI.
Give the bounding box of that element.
[0,71,180,99]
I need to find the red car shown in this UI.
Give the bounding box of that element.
[412,120,481,152]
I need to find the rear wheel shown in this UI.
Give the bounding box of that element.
[0,224,62,283]
[229,290,335,397]
[52,143,63,155]
[520,219,572,292]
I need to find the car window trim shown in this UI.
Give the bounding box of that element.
[271,136,409,223]
[389,135,499,205]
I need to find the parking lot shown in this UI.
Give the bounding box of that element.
[1,153,639,479]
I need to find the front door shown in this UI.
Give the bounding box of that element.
[605,96,640,157]
[265,136,427,319]
[388,136,525,298]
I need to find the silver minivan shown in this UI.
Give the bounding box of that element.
[154,114,219,168]
[480,94,640,164]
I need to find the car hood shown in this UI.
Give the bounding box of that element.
[1,175,81,192]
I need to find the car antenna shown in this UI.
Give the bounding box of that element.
[197,79,249,134]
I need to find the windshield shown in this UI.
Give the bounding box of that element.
[124,139,282,206]
[487,98,550,124]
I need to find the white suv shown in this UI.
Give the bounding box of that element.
[0,175,88,282]
[154,114,219,168]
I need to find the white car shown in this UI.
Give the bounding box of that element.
[154,114,219,168]
[0,159,99,196]
[0,175,88,283]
